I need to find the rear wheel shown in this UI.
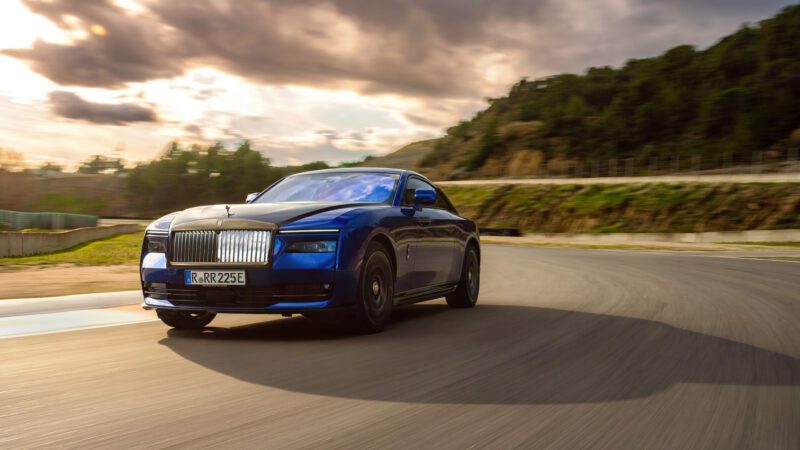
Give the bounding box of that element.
[447,244,480,308]
[157,309,216,330]
[352,242,394,333]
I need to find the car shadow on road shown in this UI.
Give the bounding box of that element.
[159,304,800,405]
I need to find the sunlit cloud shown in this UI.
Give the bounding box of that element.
[0,0,794,170]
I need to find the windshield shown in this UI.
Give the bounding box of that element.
[255,172,400,204]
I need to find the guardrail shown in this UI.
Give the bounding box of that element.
[0,224,141,258]
[0,210,97,230]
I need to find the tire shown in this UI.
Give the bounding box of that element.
[447,244,480,308]
[351,242,394,333]
[157,309,216,330]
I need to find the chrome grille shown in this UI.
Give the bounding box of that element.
[172,230,217,263]
[171,230,271,264]
[218,230,271,263]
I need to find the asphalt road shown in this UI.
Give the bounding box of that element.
[2,246,799,448]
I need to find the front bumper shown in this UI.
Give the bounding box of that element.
[141,255,359,314]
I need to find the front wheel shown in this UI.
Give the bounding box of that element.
[447,245,480,308]
[157,309,216,330]
[351,242,394,333]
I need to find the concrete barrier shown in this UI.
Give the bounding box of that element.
[0,224,141,258]
[517,229,800,244]
[0,210,97,230]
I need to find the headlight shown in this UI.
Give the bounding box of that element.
[286,240,337,253]
[144,232,168,253]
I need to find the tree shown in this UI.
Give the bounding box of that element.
[465,117,500,171]
[127,141,283,216]
[0,148,25,172]
[39,162,64,172]
[408,4,800,175]
[77,155,124,174]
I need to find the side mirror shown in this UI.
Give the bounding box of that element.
[245,192,259,203]
[413,188,436,210]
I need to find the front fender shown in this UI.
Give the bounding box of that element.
[338,224,396,273]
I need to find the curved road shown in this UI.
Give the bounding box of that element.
[2,246,799,448]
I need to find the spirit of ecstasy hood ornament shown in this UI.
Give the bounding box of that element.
[225,205,232,218]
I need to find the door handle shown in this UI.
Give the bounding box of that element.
[414,217,432,226]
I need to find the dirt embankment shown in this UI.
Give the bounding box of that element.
[443,183,800,233]
[0,265,140,299]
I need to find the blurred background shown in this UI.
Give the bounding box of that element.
[2,3,800,446]
[0,0,798,231]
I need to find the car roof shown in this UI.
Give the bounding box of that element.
[289,167,419,177]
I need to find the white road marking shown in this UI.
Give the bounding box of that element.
[0,290,142,317]
[0,309,157,340]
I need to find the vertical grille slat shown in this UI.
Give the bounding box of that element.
[238,231,244,263]
[177,232,183,261]
[248,231,254,262]
[171,229,271,264]
[209,232,216,262]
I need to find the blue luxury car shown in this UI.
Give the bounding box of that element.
[141,168,480,332]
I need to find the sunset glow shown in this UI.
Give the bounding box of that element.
[0,0,792,169]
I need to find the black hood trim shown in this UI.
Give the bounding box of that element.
[172,219,278,232]
[169,202,378,230]
[272,202,380,227]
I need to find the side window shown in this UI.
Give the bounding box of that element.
[402,177,435,207]
[434,188,455,212]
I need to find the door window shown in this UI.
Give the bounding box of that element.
[401,177,436,207]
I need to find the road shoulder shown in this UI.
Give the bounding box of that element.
[0,264,140,300]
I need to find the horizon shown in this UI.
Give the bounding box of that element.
[0,0,794,171]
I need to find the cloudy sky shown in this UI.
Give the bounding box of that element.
[0,0,794,169]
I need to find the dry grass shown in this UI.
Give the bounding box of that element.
[445,182,800,233]
[0,232,143,268]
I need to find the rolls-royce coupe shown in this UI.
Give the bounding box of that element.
[140,168,480,333]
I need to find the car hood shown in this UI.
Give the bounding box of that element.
[170,202,359,229]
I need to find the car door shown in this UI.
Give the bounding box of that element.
[401,177,458,289]
[432,187,464,283]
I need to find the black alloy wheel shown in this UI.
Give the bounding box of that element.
[353,242,394,333]
[446,244,480,308]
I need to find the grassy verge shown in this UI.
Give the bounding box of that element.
[480,238,716,251]
[729,241,800,247]
[741,256,800,262]
[0,232,143,268]
[444,182,800,233]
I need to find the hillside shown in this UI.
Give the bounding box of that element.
[360,139,437,170]
[368,4,800,180]
[442,183,800,233]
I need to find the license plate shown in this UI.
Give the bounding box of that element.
[185,270,246,286]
